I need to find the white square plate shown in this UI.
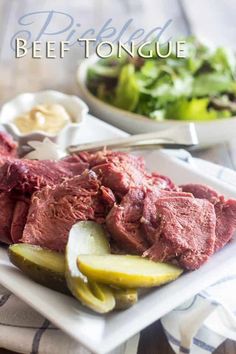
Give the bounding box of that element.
[0,115,235,354]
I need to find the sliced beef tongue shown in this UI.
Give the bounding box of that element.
[213,199,236,251]
[91,151,147,197]
[143,196,216,270]
[180,184,221,204]
[105,186,208,268]
[79,150,146,172]
[106,187,148,254]
[0,153,89,245]
[20,170,114,251]
[79,150,178,198]
[181,184,236,251]
[0,157,89,195]
[141,189,193,244]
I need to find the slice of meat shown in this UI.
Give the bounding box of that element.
[0,192,15,244]
[180,184,220,204]
[214,199,236,251]
[181,184,236,251]
[0,157,88,195]
[143,197,216,270]
[79,150,146,171]
[91,152,146,197]
[141,189,194,244]
[11,199,30,243]
[106,187,148,254]
[20,171,107,251]
[0,132,18,157]
[82,150,178,197]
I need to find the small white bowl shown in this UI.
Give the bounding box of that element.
[0,90,88,148]
[77,54,236,147]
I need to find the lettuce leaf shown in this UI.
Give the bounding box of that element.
[166,98,218,121]
[192,73,236,97]
[114,64,139,111]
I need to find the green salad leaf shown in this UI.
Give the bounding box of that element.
[192,73,236,97]
[114,64,139,111]
[166,98,217,121]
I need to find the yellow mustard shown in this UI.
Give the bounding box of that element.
[14,104,71,134]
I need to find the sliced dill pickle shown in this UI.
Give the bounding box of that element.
[77,255,183,288]
[9,244,68,294]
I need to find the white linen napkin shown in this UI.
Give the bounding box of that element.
[0,152,235,354]
[0,286,139,354]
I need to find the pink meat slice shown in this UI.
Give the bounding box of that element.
[141,189,194,244]
[106,187,149,254]
[79,150,177,197]
[0,157,89,194]
[181,184,236,251]
[21,171,112,251]
[78,150,145,169]
[213,199,236,251]
[143,196,216,270]
[180,184,221,204]
[91,152,147,197]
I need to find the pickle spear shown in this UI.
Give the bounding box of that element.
[113,288,138,310]
[66,221,115,313]
[69,220,111,256]
[9,244,68,294]
[77,255,183,288]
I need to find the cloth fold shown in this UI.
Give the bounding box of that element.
[0,152,235,354]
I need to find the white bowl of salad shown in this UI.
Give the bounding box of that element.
[77,38,236,146]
